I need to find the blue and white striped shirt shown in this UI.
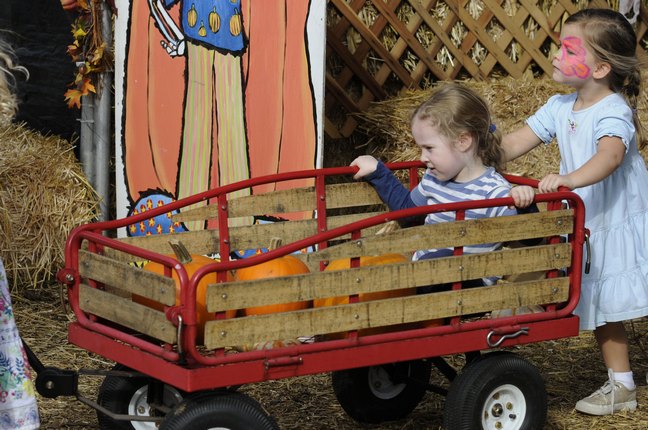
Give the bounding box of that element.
[366,162,516,263]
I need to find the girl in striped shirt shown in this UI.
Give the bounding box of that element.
[351,82,531,286]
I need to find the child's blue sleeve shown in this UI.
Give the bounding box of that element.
[365,161,417,210]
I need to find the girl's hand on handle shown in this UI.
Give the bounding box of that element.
[509,185,535,208]
[538,174,574,193]
[350,155,379,180]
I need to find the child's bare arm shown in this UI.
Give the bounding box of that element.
[538,136,625,192]
[502,125,543,162]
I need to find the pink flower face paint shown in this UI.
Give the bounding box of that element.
[558,36,590,79]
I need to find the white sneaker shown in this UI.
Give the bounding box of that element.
[575,370,637,416]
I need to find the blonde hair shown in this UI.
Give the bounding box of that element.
[0,35,28,126]
[565,8,647,148]
[411,82,505,171]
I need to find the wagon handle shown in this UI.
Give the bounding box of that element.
[486,327,529,348]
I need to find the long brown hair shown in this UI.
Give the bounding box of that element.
[411,82,505,171]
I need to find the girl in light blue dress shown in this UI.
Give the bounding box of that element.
[505,8,648,417]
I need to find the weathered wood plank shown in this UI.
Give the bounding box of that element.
[78,283,177,344]
[204,277,569,349]
[78,250,177,305]
[104,210,391,264]
[303,209,573,263]
[171,181,387,222]
[207,243,571,312]
[103,230,219,263]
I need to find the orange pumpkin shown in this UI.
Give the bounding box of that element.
[133,241,236,342]
[314,253,426,338]
[314,253,414,307]
[236,239,311,315]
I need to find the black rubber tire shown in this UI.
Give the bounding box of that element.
[96,364,183,430]
[332,359,432,424]
[443,351,547,430]
[159,391,279,430]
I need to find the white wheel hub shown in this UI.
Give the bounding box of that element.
[128,385,183,429]
[367,366,407,399]
[481,383,526,430]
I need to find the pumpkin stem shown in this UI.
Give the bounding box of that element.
[269,237,282,250]
[169,240,193,264]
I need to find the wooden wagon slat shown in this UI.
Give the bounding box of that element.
[231,181,384,215]
[78,249,177,305]
[204,277,569,349]
[227,211,392,253]
[218,208,572,265]
[171,181,386,222]
[103,211,390,265]
[104,230,219,263]
[307,209,574,262]
[207,242,572,312]
[78,283,177,344]
[79,250,176,306]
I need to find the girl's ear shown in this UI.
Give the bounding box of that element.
[455,132,473,152]
[593,61,612,80]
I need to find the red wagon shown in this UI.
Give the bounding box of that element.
[40,162,587,429]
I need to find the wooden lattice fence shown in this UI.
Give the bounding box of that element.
[325,0,648,139]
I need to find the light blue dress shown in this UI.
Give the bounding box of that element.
[0,258,40,430]
[527,92,648,330]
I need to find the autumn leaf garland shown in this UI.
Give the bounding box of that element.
[64,0,114,109]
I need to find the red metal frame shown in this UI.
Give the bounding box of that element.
[59,163,587,392]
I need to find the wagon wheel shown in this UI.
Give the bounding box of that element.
[96,364,184,430]
[159,391,279,430]
[443,351,546,430]
[332,359,432,424]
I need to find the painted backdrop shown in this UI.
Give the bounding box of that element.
[114,0,325,235]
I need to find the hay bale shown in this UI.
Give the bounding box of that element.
[356,75,648,179]
[0,123,99,290]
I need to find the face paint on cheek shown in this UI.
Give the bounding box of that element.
[559,36,591,79]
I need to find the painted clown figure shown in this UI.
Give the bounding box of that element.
[149,0,250,230]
